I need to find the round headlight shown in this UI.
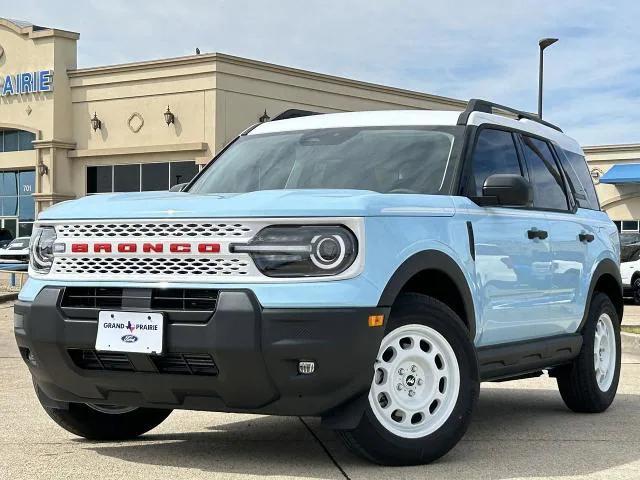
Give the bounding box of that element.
[311,234,346,270]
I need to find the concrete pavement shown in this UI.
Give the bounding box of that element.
[623,302,640,327]
[2,302,640,480]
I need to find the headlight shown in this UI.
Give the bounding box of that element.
[232,225,358,277]
[30,226,58,274]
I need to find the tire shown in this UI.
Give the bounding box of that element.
[556,292,621,413]
[35,384,172,440]
[633,277,640,305]
[338,293,479,465]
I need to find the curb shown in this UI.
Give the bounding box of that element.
[622,332,640,355]
[0,292,18,303]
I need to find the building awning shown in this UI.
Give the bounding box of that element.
[600,163,640,184]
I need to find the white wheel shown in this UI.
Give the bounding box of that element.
[594,313,616,392]
[368,323,461,438]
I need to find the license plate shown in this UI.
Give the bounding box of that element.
[96,311,164,354]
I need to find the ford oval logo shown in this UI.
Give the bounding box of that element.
[121,334,138,343]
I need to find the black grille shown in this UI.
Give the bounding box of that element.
[68,349,218,376]
[68,349,134,371]
[62,287,124,308]
[60,287,219,322]
[152,353,219,376]
[151,289,218,311]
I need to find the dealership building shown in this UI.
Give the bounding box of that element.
[0,17,638,240]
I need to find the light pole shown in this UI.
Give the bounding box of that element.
[538,38,558,119]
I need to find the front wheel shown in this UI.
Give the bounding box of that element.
[556,292,621,413]
[35,383,172,440]
[338,293,479,465]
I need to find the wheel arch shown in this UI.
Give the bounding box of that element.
[377,250,476,340]
[581,258,623,328]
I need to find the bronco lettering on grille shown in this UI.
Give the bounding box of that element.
[69,243,221,254]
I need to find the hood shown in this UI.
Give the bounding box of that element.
[38,189,456,220]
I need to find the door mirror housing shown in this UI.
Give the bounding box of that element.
[169,183,187,192]
[480,174,531,207]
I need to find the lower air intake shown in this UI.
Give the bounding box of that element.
[152,353,219,376]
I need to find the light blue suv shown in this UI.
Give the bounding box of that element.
[15,100,622,465]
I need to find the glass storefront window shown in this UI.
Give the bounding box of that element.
[0,173,17,196]
[142,163,169,191]
[18,131,36,151]
[87,166,113,194]
[18,195,35,222]
[170,161,199,187]
[18,222,33,237]
[0,129,35,152]
[0,169,36,241]
[114,164,141,192]
[19,170,35,196]
[1,197,17,216]
[1,220,16,241]
[87,162,199,193]
[3,131,19,152]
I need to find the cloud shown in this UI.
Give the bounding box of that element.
[3,0,639,145]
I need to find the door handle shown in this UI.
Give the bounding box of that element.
[579,232,595,243]
[527,229,548,240]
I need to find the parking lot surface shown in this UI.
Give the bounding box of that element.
[2,301,640,480]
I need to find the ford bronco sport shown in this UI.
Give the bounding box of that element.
[15,100,622,465]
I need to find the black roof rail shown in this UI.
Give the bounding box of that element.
[271,109,323,121]
[457,98,563,132]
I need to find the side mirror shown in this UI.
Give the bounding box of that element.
[481,174,531,207]
[169,183,187,192]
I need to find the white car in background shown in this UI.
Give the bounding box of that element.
[621,259,640,303]
[0,237,30,263]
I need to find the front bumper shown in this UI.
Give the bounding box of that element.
[15,287,388,418]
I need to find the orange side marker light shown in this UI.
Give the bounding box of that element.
[368,314,384,327]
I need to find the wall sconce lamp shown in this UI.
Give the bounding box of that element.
[90,112,102,131]
[164,105,175,126]
[259,109,270,123]
[37,161,49,176]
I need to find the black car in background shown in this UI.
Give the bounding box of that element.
[0,229,13,248]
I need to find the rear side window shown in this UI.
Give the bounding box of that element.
[468,129,522,196]
[520,135,568,211]
[557,149,600,210]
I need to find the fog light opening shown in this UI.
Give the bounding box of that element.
[19,347,37,366]
[298,360,315,375]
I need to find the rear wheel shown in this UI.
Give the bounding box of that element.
[338,293,479,465]
[35,383,172,440]
[556,292,621,413]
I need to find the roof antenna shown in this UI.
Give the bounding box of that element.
[538,38,558,119]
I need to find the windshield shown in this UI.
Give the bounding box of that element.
[189,127,459,195]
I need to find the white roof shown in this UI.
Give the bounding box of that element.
[249,109,583,156]
[250,110,461,134]
[467,111,583,155]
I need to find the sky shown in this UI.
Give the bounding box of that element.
[2,0,639,146]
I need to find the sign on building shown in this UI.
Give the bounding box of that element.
[0,70,53,96]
